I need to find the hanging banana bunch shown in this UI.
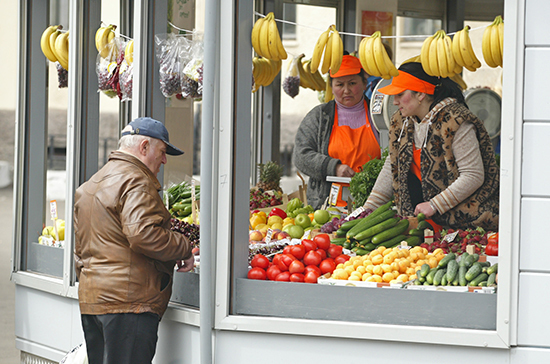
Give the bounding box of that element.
[420,30,459,78]
[358,31,398,79]
[298,56,326,92]
[95,24,118,60]
[310,25,343,75]
[251,12,287,61]
[125,39,134,65]
[452,26,482,72]
[482,15,504,68]
[402,54,468,90]
[252,56,282,92]
[40,25,62,63]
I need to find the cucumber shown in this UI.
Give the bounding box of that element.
[458,252,470,267]
[408,228,424,237]
[446,260,459,283]
[458,266,467,286]
[334,229,347,238]
[343,241,351,250]
[465,262,483,281]
[367,201,393,219]
[479,261,491,268]
[417,220,433,230]
[420,263,430,278]
[404,236,422,247]
[339,218,364,231]
[471,253,480,263]
[377,234,407,248]
[426,268,438,285]
[353,216,399,241]
[416,269,425,283]
[452,275,459,286]
[357,236,372,246]
[362,242,377,251]
[469,272,489,286]
[330,237,347,246]
[371,219,410,245]
[460,254,476,269]
[433,268,447,286]
[437,253,456,268]
[479,281,488,287]
[488,263,498,274]
[355,248,370,256]
[346,209,396,240]
[441,273,448,286]
[487,272,497,286]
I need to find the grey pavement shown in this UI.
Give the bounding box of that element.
[0,185,20,364]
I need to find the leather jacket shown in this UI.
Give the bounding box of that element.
[74,151,192,318]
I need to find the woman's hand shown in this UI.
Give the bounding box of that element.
[336,164,355,178]
[414,201,436,218]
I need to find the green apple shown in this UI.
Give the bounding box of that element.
[313,210,330,225]
[294,213,311,229]
[282,224,293,233]
[287,224,305,239]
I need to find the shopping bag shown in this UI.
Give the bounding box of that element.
[59,342,88,364]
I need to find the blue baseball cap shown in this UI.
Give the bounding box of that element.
[121,117,184,156]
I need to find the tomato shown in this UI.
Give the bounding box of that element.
[276,254,295,272]
[283,245,293,255]
[289,273,305,283]
[302,239,317,252]
[317,248,327,260]
[319,258,336,274]
[304,265,322,276]
[275,271,290,281]
[303,250,322,266]
[327,244,343,258]
[313,233,331,251]
[266,265,282,280]
[247,267,267,280]
[486,242,498,256]
[250,254,270,270]
[288,260,305,274]
[289,244,306,260]
[304,271,320,283]
[334,254,351,265]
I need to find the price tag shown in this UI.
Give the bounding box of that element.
[191,179,196,223]
[50,200,59,241]
[329,184,340,206]
[442,230,459,243]
[265,228,273,244]
[424,229,434,244]
[398,241,411,250]
[345,207,365,221]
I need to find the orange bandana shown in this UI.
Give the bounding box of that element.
[330,55,363,78]
[378,71,436,95]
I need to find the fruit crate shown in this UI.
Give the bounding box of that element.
[252,191,289,214]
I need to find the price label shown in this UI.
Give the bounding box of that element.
[265,229,273,244]
[345,207,365,221]
[50,200,58,220]
[329,184,340,206]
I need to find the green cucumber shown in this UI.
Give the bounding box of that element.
[433,268,447,286]
[343,241,351,250]
[335,229,347,238]
[487,272,497,286]
[420,263,430,278]
[446,260,459,282]
[404,236,422,247]
[377,234,407,248]
[339,218,364,231]
[437,253,456,268]
[426,268,438,285]
[458,252,470,266]
[441,273,448,286]
[487,263,498,275]
[408,228,424,237]
[452,275,459,286]
[367,201,393,219]
[458,265,467,286]
[460,254,476,269]
[417,220,433,230]
[371,219,410,245]
[465,262,483,281]
[353,216,399,241]
[330,237,347,246]
[355,248,370,256]
[469,272,489,286]
[348,209,396,240]
[416,269,425,283]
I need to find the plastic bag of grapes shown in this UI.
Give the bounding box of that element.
[155,33,191,98]
[96,37,124,98]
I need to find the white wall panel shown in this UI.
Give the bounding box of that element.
[523,49,550,121]
[525,0,550,45]
[520,198,550,271]
[517,273,550,347]
[511,347,550,363]
[521,123,550,196]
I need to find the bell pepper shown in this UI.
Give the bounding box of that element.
[485,232,499,256]
[269,207,287,219]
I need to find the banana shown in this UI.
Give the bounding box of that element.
[364,34,381,77]
[372,32,390,79]
[54,31,69,70]
[321,32,333,75]
[251,16,265,56]
[429,31,441,77]
[324,76,333,103]
[420,34,434,76]
[297,55,313,89]
[498,21,504,64]
[330,26,343,74]
[451,30,465,67]
[302,59,321,90]
[442,32,456,77]
[436,32,448,78]
[267,14,281,61]
[458,26,474,69]
[254,57,268,86]
[358,36,373,75]
[490,22,502,67]
[482,23,497,68]
[41,25,62,63]
[258,13,272,60]
[309,61,327,91]
[310,27,331,73]
[96,24,117,59]
[125,40,134,65]
[273,21,287,60]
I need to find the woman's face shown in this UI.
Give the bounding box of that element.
[393,90,422,118]
[331,74,367,107]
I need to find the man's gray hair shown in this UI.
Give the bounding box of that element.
[118,134,159,150]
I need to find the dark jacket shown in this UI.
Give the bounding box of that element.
[74,151,192,318]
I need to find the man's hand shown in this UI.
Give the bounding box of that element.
[176,255,195,272]
[336,164,355,178]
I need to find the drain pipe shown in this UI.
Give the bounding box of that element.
[200,0,219,362]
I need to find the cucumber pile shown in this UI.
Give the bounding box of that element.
[165,181,201,218]
[414,252,498,287]
[331,202,419,255]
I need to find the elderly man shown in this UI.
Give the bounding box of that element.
[74,117,195,364]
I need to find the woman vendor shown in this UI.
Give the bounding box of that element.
[293,54,381,210]
[363,62,499,231]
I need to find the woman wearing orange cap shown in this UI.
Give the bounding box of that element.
[363,62,499,230]
[293,54,381,209]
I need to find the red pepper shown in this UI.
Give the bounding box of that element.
[269,207,287,219]
[485,242,498,256]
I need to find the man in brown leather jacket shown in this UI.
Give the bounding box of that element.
[74,117,195,364]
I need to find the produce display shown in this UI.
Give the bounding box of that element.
[38,219,66,248]
[170,218,200,253]
[420,227,497,255]
[349,149,388,208]
[255,161,283,192]
[165,180,200,223]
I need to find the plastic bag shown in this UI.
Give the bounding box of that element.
[96,37,125,99]
[56,63,68,88]
[59,342,88,364]
[119,60,133,102]
[181,31,204,99]
[282,55,300,98]
[155,33,191,98]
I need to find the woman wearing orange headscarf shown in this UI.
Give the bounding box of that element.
[293,54,381,210]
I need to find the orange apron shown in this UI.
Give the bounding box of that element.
[412,144,442,232]
[328,100,381,172]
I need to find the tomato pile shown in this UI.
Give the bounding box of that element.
[247,233,351,283]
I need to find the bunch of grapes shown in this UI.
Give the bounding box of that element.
[320,209,373,233]
[249,189,283,210]
[56,63,68,88]
[170,218,200,249]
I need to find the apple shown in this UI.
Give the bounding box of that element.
[271,222,283,231]
[249,230,263,242]
[267,215,283,227]
[326,207,341,220]
[287,225,305,239]
[294,213,311,229]
[277,231,291,240]
[282,224,293,233]
[313,210,330,225]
